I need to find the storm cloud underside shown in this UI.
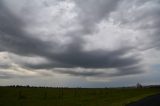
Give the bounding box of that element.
[0,0,160,86]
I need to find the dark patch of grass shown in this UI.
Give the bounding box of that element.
[0,87,159,106]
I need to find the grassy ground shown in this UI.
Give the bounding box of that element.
[0,87,159,106]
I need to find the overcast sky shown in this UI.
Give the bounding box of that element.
[0,0,160,87]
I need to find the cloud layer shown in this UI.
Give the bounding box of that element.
[0,0,160,84]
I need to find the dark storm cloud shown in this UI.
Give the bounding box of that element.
[54,68,103,77]
[53,47,139,68]
[1,0,156,78]
[21,33,139,70]
[108,65,144,77]
[0,2,45,56]
[25,47,139,69]
[51,64,143,78]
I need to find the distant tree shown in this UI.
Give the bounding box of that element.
[26,85,30,88]
[136,83,143,88]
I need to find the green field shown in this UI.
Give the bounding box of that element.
[0,87,159,106]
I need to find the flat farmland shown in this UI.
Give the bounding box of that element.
[0,87,159,106]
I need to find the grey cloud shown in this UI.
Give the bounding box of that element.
[0,0,146,78]
[113,0,160,50]
[51,64,143,78]
[23,46,142,78]
[54,69,103,77]
[22,36,139,69]
[0,75,12,79]
[0,70,16,79]
[109,65,144,77]
[73,0,121,34]
[25,47,139,69]
[0,1,56,57]
[0,64,10,69]
[53,47,139,68]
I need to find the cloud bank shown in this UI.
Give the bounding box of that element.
[0,0,160,84]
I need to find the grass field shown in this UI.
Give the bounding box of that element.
[0,87,159,106]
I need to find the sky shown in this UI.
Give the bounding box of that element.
[0,0,160,88]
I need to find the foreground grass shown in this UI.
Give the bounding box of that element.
[0,87,159,106]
